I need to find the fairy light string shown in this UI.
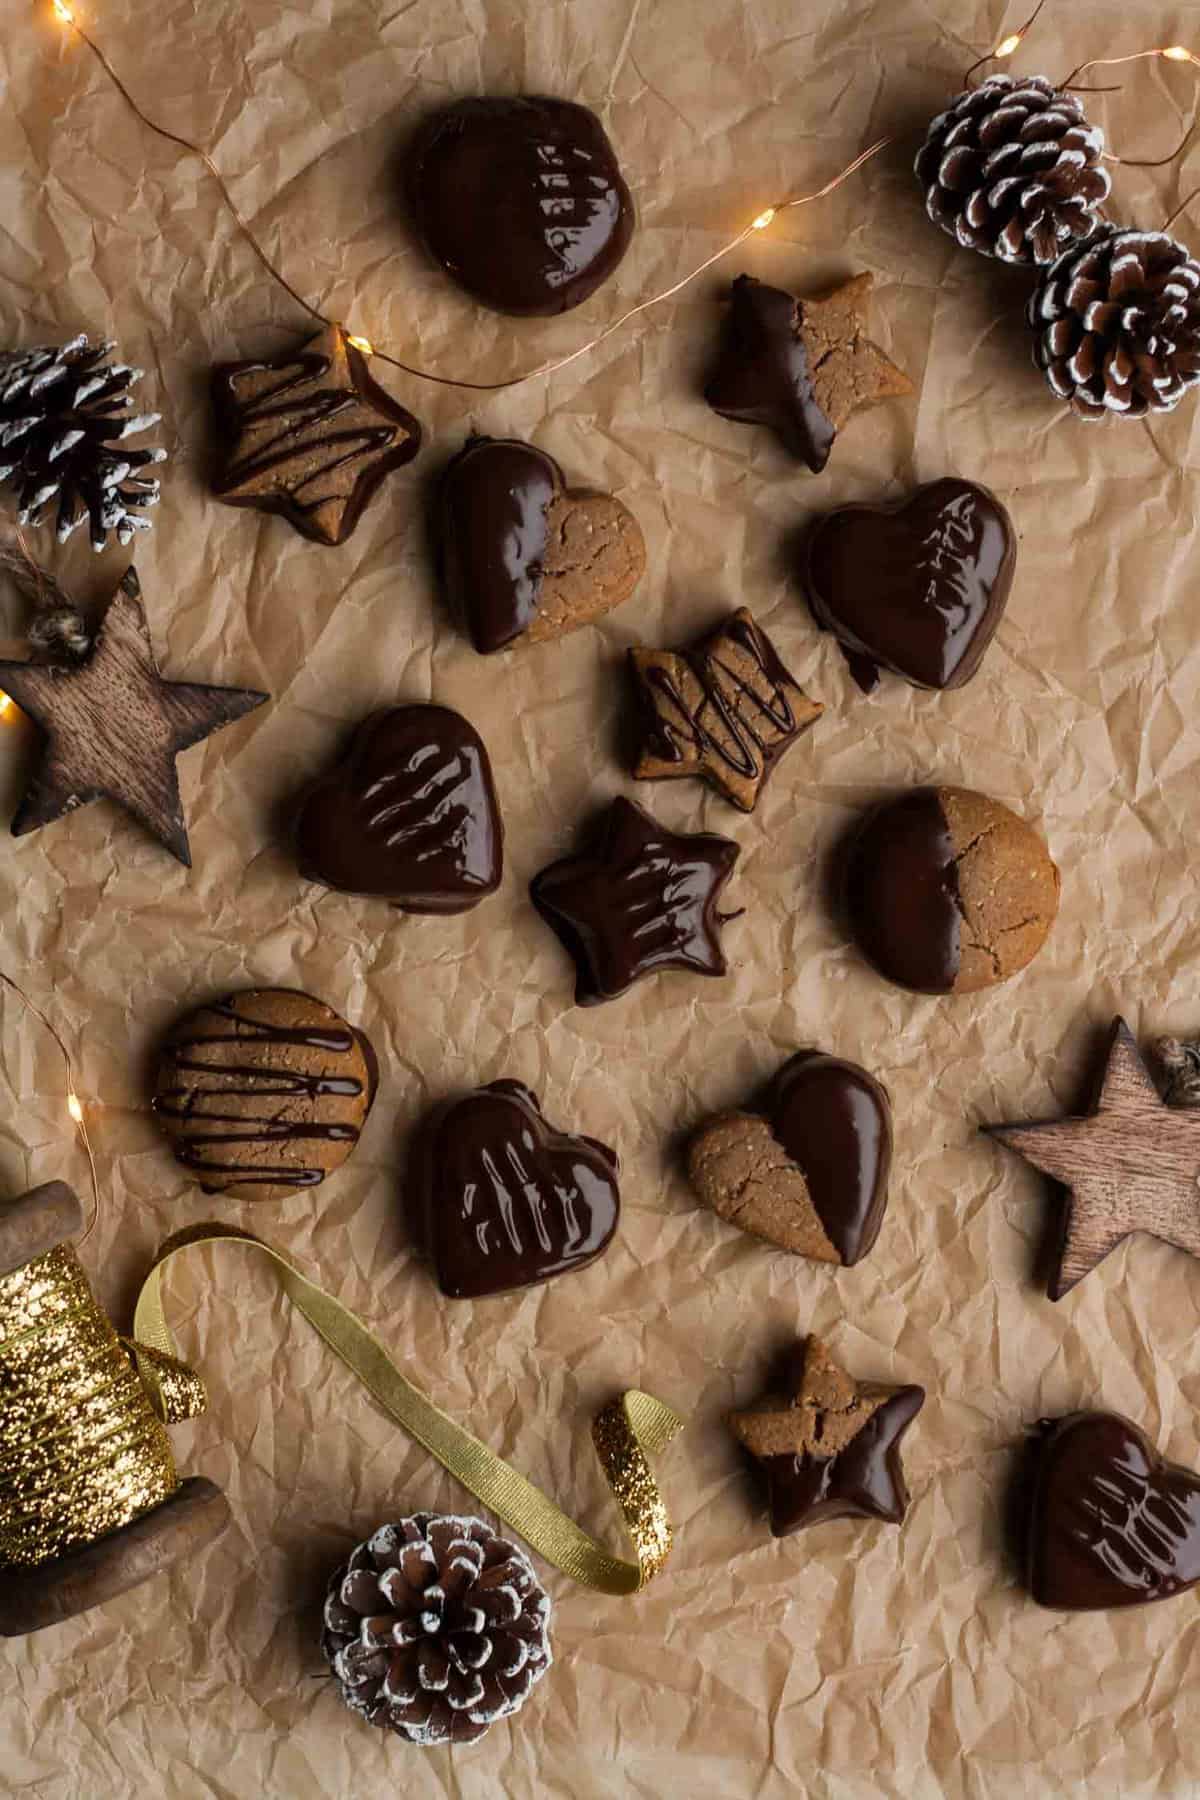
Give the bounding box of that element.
[46,0,891,395]
[0,969,100,1243]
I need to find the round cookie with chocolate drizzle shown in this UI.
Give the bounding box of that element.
[154,990,377,1201]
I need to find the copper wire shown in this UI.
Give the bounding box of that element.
[57,12,891,395]
[0,971,101,1246]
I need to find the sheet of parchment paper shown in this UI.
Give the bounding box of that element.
[3,0,1200,1792]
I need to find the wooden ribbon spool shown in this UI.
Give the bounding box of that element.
[0,1182,229,1636]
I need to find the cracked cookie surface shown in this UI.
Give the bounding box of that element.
[845,785,1059,994]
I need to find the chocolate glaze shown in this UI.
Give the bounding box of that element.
[766,1052,892,1266]
[804,479,1016,693]
[530,795,740,1006]
[764,1386,926,1536]
[635,610,810,793]
[704,276,836,471]
[1029,1412,1200,1610]
[296,704,503,914]
[406,97,635,317]
[154,994,377,1194]
[408,1078,620,1298]
[211,331,421,546]
[844,789,961,994]
[438,437,560,654]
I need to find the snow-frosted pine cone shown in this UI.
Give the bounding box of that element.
[321,1514,553,1747]
[915,74,1110,265]
[1028,227,1200,419]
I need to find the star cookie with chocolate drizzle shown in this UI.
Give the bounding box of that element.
[211,324,421,546]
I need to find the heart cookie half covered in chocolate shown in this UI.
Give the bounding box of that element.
[439,437,645,655]
[688,1051,891,1266]
[803,478,1016,693]
[407,1079,620,1298]
[296,705,503,914]
[1028,1412,1200,1610]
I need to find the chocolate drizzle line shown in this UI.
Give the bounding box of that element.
[155,997,369,1191]
[219,348,401,515]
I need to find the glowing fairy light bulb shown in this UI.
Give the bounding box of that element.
[994,32,1022,56]
[0,695,12,720]
[54,0,75,23]
[1162,45,1198,64]
[67,1091,84,1124]
[751,208,776,231]
[346,333,374,355]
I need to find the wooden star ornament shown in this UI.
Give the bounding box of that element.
[984,1017,1200,1300]
[0,566,267,866]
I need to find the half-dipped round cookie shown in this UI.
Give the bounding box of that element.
[844,786,1059,994]
[296,704,503,914]
[154,989,377,1200]
[688,1051,891,1265]
[439,436,645,654]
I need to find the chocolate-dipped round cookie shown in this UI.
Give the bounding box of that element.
[406,97,635,317]
[154,989,377,1200]
[844,787,1059,994]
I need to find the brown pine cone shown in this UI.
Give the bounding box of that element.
[1029,227,1200,419]
[322,1514,552,1747]
[915,74,1110,265]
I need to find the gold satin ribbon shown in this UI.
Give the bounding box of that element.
[133,1225,684,1594]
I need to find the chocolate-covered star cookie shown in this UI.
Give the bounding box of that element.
[530,796,740,1006]
[629,608,823,812]
[295,704,503,914]
[705,273,912,470]
[730,1336,924,1536]
[212,324,421,546]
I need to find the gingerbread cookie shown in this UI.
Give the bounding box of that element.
[629,609,823,812]
[154,989,377,1200]
[705,273,912,470]
[688,1052,891,1265]
[730,1336,924,1537]
[439,437,645,655]
[845,786,1060,994]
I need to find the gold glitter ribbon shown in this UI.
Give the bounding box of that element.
[133,1225,684,1593]
[0,1244,181,1566]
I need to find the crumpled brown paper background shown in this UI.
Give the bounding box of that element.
[2,0,1200,1791]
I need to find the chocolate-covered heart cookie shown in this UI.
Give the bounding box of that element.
[439,436,645,655]
[803,478,1016,693]
[296,705,502,914]
[687,1051,891,1266]
[1029,1412,1200,1610]
[407,1079,620,1298]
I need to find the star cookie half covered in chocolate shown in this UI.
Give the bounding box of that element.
[530,795,740,1006]
[212,324,421,546]
[729,1336,924,1536]
[705,272,912,470]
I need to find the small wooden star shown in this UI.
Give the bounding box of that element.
[705,272,912,470]
[984,1017,1200,1300]
[729,1336,924,1537]
[0,566,267,866]
[530,795,740,1006]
